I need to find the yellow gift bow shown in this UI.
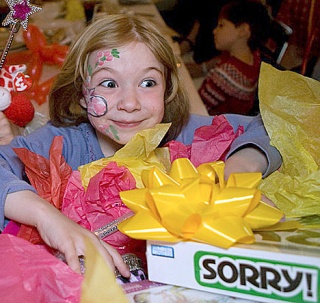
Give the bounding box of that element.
[118,158,284,248]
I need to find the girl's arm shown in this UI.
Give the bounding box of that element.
[225,114,282,177]
[4,190,130,277]
[177,114,282,178]
[224,145,268,179]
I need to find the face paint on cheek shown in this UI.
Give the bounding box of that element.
[83,86,108,117]
[108,124,120,140]
[88,95,108,117]
[95,122,121,141]
[87,64,93,77]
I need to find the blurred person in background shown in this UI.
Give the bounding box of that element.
[197,0,271,116]
[157,0,230,64]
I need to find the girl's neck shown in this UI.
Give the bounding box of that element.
[96,130,123,158]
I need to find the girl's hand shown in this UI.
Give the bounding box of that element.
[36,203,130,277]
[5,191,131,277]
[225,148,283,217]
[224,146,268,179]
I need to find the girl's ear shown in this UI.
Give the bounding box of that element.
[80,97,87,109]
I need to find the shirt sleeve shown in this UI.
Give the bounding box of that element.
[225,113,282,177]
[0,139,46,230]
[176,113,282,177]
[0,122,102,230]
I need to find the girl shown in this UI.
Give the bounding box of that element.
[0,14,280,277]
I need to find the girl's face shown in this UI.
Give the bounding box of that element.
[81,42,166,150]
[213,18,241,52]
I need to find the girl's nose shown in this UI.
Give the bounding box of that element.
[117,89,141,112]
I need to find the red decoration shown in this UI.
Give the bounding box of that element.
[3,93,34,127]
[0,64,34,127]
[6,24,69,105]
[13,136,73,244]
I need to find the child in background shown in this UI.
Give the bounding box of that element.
[198,0,271,115]
[158,0,229,64]
[0,14,281,277]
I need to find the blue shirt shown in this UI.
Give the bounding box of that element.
[0,113,281,230]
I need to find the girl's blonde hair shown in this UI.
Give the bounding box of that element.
[49,14,190,144]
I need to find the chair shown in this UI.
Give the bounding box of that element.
[260,19,293,68]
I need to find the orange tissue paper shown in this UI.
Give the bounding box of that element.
[13,136,72,244]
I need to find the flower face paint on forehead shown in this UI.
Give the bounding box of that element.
[85,48,120,84]
[95,49,120,68]
[83,49,120,117]
[87,48,120,76]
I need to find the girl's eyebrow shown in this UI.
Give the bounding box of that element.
[144,66,164,75]
[91,67,114,77]
[91,66,164,77]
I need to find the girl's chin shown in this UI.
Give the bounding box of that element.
[110,132,137,145]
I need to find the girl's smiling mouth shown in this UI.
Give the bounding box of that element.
[112,120,143,128]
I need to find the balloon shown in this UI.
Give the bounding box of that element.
[6,51,33,65]
[25,77,55,105]
[23,24,47,52]
[7,24,69,105]
[27,55,42,83]
[40,44,69,65]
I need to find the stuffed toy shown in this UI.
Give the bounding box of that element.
[0,64,35,127]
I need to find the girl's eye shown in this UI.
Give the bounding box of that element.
[141,79,156,88]
[100,79,117,88]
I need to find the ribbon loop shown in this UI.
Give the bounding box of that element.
[119,158,284,248]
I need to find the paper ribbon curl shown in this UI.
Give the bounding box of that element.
[118,158,284,248]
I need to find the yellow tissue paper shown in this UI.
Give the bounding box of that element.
[80,237,129,303]
[65,0,86,21]
[258,63,320,218]
[79,124,171,189]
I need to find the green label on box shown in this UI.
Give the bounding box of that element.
[194,251,319,303]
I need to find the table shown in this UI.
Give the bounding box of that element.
[123,280,262,303]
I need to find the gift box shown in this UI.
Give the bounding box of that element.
[118,156,319,302]
[146,227,320,303]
